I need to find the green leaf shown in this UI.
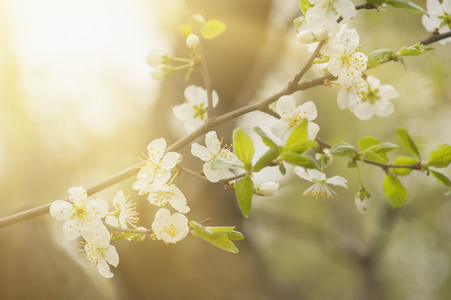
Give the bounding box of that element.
[280,152,320,169]
[284,119,308,153]
[367,49,395,68]
[386,0,429,15]
[233,128,255,167]
[393,156,419,176]
[293,16,305,33]
[358,136,381,151]
[299,0,313,14]
[201,20,226,39]
[383,174,408,208]
[375,142,399,153]
[427,144,451,168]
[291,140,318,154]
[362,149,388,163]
[397,128,421,158]
[111,232,146,242]
[330,142,358,158]
[397,43,434,56]
[359,137,388,163]
[253,146,282,172]
[189,221,243,253]
[430,170,451,187]
[367,0,386,4]
[179,24,193,38]
[234,176,254,218]
[253,126,277,148]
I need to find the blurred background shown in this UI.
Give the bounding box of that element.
[1,0,451,299]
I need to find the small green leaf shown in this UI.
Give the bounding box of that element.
[397,128,421,158]
[427,144,451,168]
[293,16,305,33]
[179,24,193,38]
[375,142,399,153]
[211,158,242,170]
[359,137,388,162]
[253,146,282,172]
[386,0,428,15]
[367,0,386,4]
[330,142,358,158]
[201,20,226,39]
[397,43,434,56]
[189,221,243,253]
[383,174,408,208]
[233,128,255,167]
[368,49,395,68]
[362,149,388,163]
[253,127,277,148]
[234,176,254,218]
[281,152,320,169]
[393,156,419,176]
[111,232,146,242]
[358,136,381,151]
[284,119,308,153]
[430,170,451,187]
[299,0,313,14]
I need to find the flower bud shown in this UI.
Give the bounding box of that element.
[315,149,333,168]
[146,49,170,67]
[297,30,316,44]
[150,65,171,80]
[186,34,200,49]
[354,189,371,214]
[254,182,279,197]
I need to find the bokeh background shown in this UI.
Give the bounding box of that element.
[1,0,451,299]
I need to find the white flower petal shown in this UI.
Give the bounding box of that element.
[104,245,119,267]
[298,101,318,121]
[203,161,234,182]
[62,218,82,240]
[50,200,73,220]
[191,143,213,161]
[97,259,114,278]
[160,152,180,169]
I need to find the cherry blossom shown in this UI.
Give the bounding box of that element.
[422,0,451,44]
[270,95,320,141]
[105,190,139,229]
[294,167,348,199]
[151,208,189,244]
[139,183,190,214]
[50,186,108,240]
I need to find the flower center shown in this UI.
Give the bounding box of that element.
[362,87,381,105]
[78,241,103,270]
[163,223,180,238]
[193,103,207,121]
[439,13,451,30]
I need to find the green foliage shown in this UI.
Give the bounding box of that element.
[179,24,193,38]
[393,156,419,176]
[359,137,389,163]
[111,232,146,242]
[280,152,320,169]
[254,126,277,148]
[430,170,451,188]
[330,142,358,158]
[210,158,242,170]
[386,0,429,15]
[397,43,434,57]
[368,49,395,68]
[284,119,309,153]
[201,20,227,39]
[234,175,254,218]
[253,146,282,172]
[189,221,243,253]
[233,128,254,171]
[293,16,305,33]
[383,174,408,208]
[299,0,312,14]
[397,128,421,158]
[426,144,451,168]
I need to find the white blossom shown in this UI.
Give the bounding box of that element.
[173,85,219,133]
[186,34,200,48]
[191,131,239,182]
[50,186,108,240]
[105,190,139,229]
[139,183,190,214]
[328,26,368,88]
[133,138,181,192]
[337,76,398,120]
[151,208,189,244]
[145,49,171,67]
[270,95,320,141]
[254,182,279,197]
[354,190,371,214]
[78,226,119,278]
[422,0,451,44]
[294,167,348,199]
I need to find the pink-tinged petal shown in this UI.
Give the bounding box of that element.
[276,95,296,117]
[50,200,73,220]
[62,218,82,240]
[68,186,87,205]
[327,176,348,188]
[293,166,313,182]
[203,161,234,183]
[153,169,172,185]
[97,259,114,278]
[298,101,318,121]
[104,245,119,267]
[205,131,220,154]
[191,143,213,161]
[307,122,320,140]
[160,152,180,169]
[86,198,108,219]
